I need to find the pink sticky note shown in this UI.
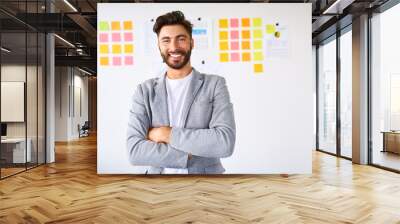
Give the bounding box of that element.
[124,33,133,41]
[231,52,240,62]
[230,30,239,39]
[112,33,121,42]
[230,18,239,28]
[99,33,108,42]
[112,57,122,66]
[230,41,239,50]
[125,56,134,65]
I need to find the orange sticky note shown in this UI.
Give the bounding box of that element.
[123,21,133,30]
[111,21,121,30]
[242,52,251,61]
[241,41,250,50]
[220,53,229,62]
[254,64,263,73]
[219,19,228,29]
[124,44,134,53]
[241,18,250,27]
[241,30,251,39]
[100,57,109,66]
[112,44,122,54]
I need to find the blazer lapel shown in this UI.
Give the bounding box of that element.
[180,68,204,127]
[153,73,170,126]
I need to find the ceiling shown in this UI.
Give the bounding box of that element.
[0,0,392,74]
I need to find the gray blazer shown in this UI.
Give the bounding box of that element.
[126,68,236,174]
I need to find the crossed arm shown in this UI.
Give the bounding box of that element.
[146,127,192,159]
[126,77,236,168]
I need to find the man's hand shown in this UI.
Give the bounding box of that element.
[147,126,172,143]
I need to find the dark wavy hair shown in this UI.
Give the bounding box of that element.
[153,11,193,37]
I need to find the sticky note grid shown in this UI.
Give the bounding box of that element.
[218,17,265,73]
[98,20,134,67]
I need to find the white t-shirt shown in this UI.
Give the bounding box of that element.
[163,71,193,174]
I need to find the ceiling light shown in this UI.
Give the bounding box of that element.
[78,67,93,76]
[323,0,344,14]
[54,34,75,48]
[1,47,11,53]
[63,0,78,12]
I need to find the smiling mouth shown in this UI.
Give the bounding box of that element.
[169,53,183,59]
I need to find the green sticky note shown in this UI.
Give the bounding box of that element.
[99,21,109,31]
[253,30,263,39]
[266,24,276,34]
[253,18,262,27]
[253,40,263,50]
[253,51,264,61]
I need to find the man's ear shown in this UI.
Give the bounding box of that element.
[191,38,194,50]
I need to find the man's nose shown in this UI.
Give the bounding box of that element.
[169,40,179,51]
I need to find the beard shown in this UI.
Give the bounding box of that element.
[160,47,192,70]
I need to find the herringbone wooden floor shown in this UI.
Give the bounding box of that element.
[1,134,400,223]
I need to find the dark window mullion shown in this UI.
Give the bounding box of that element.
[316,45,320,150]
[24,0,28,171]
[336,30,341,157]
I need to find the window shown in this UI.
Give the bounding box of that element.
[339,28,352,158]
[318,37,337,154]
[371,2,400,171]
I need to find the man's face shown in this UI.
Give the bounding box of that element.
[158,25,193,70]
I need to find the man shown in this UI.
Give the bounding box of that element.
[126,11,235,174]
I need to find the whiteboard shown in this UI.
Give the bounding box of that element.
[97,3,313,174]
[1,82,25,122]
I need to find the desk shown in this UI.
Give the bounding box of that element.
[382,131,400,154]
[1,138,31,163]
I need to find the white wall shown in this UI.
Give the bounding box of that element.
[98,3,313,174]
[55,67,89,141]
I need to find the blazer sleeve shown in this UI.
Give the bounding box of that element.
[126,84,189,168]
[169,77,236,158]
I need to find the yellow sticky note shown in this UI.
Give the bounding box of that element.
[253,40,263,50]
[253,30,263,39]
[253,18,262,27]
[253,51,264,61]
[111,21,121,31]
[112,44,122,54]
[219,41,229,51]
[219,31,228,40]
[254,64,263,73]
[241,41,250,50]
[123,21,133,30]
[100,57,109,66]
[266,24,276,34]
[219,19,228,29]
[124,44,134,53]
[220,53,229,62]
[242,52,251,62]
[99,45,109,54]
